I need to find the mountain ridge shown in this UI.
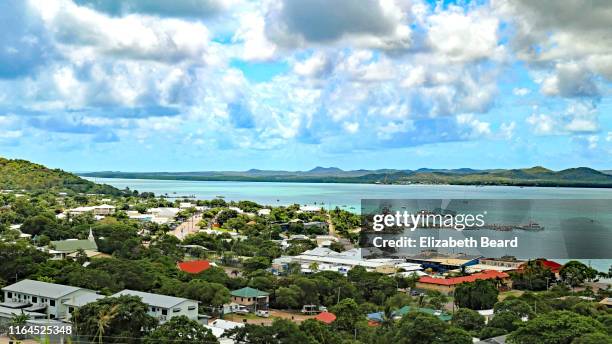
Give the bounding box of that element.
[79,166,612,188]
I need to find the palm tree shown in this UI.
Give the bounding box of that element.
[309,262,319,273]
[95,304,119,344]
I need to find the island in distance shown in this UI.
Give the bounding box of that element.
[80,166,612,188]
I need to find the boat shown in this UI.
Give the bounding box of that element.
[519,221,544,231]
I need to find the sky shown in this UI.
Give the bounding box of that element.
[1,0,612,172]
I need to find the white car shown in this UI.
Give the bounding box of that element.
[256,310,270,318]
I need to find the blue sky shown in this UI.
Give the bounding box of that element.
[1,0,612,172]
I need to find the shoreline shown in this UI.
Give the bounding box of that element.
[80,175,612,189]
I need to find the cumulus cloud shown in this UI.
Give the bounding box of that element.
[32,0,210,63]
[426,5,503,63]
[264,0,412,52]
[73,0,225,19]
[526,101,599,135]
[540,63,599,98]
[0,0,53,78]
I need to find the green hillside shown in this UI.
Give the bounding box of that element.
[0,157,123,195]
[81,166,612,188]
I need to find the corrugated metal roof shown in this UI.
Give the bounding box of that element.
[112,290,193,309]
[2,279,83,299]
[231,287,269,298]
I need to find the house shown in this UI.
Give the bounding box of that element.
[415,270,511,295]
[518,259,562,275]
[404,252,481,272]
[68,204,115,216]
[177,260,212,274]
[314,311,336,324]
[206,319,244,344]
[299,205,322,212]
[304,221,328,232]
[148,207,181,224]
[47,228,99,260]
[315,235,338,247]
[1,280,99,319]
[367,305,452,323]
[230,287,269,312]
[112,290,198,323]
[179,202,194,209]
[257,209,271,216]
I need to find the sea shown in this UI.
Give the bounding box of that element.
[85,177,612,274]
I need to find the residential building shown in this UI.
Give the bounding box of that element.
[112,290,198,323]
[600,298,612,308]
[367,305,452,324]
[299,205,322,212]
[177,260,212,274]
[64,293,105,320]
[415,270,511,295]
[230,287,269,312]
[68,204,115,216]
[257,208,271,216]
[1,280,99,319]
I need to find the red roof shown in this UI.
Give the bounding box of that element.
[518,259,562,273]
[418,270,509,286]
[177,260,211,274]
[314,312,336,324]
[541,260,562,272]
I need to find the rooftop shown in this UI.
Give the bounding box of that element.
[231,287,269,298]
[314,311,336,324]
[63,293,104,307]
[177,260,211,274]
[3,279,85,299]
[50,239,97,252]
[112,290,194,309]
[418,270,509,286]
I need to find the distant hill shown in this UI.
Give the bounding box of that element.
[80,166,612,188]
[0,157,123,195]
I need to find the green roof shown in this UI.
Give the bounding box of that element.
[395,306,452,321]
[231,287,269,298]
[50,239,98,253]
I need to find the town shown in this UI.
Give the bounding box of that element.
[0,176,610,344]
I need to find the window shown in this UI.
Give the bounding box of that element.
[162,309,167,315]
[7,292,11,299]
[68,307,74,313]
[50,300,55,306]
[32,297,37,303]
[173,308,181,313]
[188,306,196,310]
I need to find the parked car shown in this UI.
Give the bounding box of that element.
[301,305,327,314]
[234,306,250,315]
[256,310,270,318]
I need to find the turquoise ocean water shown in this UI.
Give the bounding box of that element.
[85,178,612,273]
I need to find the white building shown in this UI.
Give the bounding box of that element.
[148,207,181,224]
[299,205,322,212]
[112,290,198,323]
[68,204,115,216]
[1,280,99,320]
[257,208,271,216]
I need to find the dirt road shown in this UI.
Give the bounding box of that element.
[171,213,202,240]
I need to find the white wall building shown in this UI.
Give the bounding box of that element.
[1,280,99,320]
[112,290,198,323]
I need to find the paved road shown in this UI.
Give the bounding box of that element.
[171,213,202,240]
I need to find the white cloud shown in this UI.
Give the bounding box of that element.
[31,0,211,63]
[426,5,503,63]
[264,0,412,52]
[512,87,530,96]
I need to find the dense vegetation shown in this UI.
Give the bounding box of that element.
[0,157,124,195]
